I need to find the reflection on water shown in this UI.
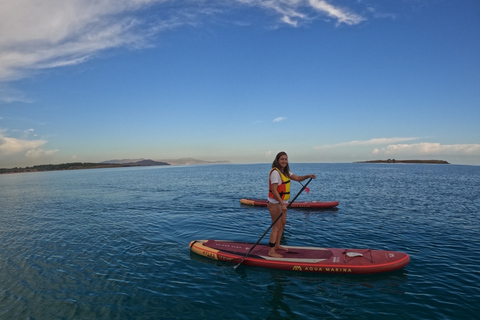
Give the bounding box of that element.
[266,273,295,320]
[0,163,479,319]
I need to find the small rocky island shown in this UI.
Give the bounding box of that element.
[355,159,449,164]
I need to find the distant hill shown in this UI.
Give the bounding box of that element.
[0,162,130,174]
[1,159,170,174]
[355,159,449,164]
[130,159,169,166]
[158,158,230,165]
[101,159,169,166]
[102,158,230,166]
[101,158,146,164]
[1,158,231,174]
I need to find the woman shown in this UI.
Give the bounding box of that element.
[267,151,316,257]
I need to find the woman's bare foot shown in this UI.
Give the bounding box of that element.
[268,248,283,258]
[276,245,288,251]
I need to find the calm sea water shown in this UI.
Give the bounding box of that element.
[1,163,479,319]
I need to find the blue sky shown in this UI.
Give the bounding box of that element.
[1,0,479,168]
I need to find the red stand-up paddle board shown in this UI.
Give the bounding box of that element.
[190,240,410,274]
[240,198,339,209]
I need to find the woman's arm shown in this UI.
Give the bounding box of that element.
[290,174,316,182]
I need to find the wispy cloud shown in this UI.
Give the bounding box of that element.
[0,85,33,104]
[238,0,364,27]
[315,137,417,149]
[0,0,366,85]
[273,117,287,122]
[308,0,364,25]
[315,137,480,158]
[381,143,480,156]
[0,0,162,82]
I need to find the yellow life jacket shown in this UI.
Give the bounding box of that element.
[268,168,291,200]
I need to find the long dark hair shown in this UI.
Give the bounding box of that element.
[272,151,290,178]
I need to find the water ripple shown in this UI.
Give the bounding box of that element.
[1,164,479,318]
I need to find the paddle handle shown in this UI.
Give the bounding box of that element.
[234,177,313,269]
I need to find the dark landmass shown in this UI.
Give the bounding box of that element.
[0,162,133,174]
[102,157,230,165]
[0,158,230,174]
[355,159,450,164]
[159,157,230,165]
[0,160,169,174]
[122,159,169,166]
[101,158,148,164]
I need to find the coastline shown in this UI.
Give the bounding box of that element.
[0,162,169,174]
[0,158,230,174]
[355,159,450,164]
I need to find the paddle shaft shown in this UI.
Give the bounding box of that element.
[233,177,313,269]
[298,180,308,191]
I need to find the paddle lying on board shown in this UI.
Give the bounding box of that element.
[234,177,313,269]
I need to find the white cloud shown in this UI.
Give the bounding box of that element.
[315,137,417,149]
[0,129,58,158]
[314,138,480,164]
[308,0,364,25]
[0,0,366,84]
[25,148,58,158]
[237,0,364,27]
[315,137,480,157]
[381,143,480,156]
[273,117,287,122]
[282,15,299,27]
[0,0,164,82]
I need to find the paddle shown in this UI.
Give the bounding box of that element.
[233,177,313,269]
[298,181,310,194]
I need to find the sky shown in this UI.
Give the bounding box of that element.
[1,0,479,168]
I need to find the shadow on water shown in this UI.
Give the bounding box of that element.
[240,203,340,214]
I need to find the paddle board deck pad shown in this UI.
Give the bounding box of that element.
[240,198,339,209]
[190,240,410,274]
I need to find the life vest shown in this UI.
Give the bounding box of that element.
[269,168,291,200]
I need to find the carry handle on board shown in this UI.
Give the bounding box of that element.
[234,177,313,269]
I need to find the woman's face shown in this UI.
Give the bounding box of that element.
[278,154,288,168]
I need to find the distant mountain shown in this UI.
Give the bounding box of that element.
[101,158,230,166]
[100,159,169,166]
[158,158,230,165]
[101,158,146,164]
[125,159,170,166]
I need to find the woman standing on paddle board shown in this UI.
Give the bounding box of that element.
[268,151,316,258]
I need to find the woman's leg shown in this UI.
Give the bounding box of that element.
[267,203,283,257]
[275,209,288,251]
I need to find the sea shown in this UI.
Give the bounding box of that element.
[0,163,479,319]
